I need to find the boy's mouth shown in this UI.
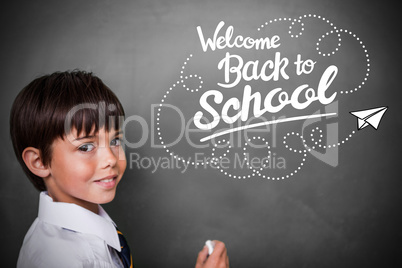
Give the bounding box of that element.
[94,175,118,188]
[98,178,114,183]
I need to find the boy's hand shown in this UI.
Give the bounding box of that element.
[195,240,229,268]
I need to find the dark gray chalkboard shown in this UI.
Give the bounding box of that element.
[1,0,401,267]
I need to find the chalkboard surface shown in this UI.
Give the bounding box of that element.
[1,0,401,267]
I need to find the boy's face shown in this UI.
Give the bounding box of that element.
[44,126,126,213]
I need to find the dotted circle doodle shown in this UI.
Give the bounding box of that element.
[211,139,257,179]
[211,140,231,161]
[157,15,365,180]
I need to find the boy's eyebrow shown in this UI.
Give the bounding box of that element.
[74,135,96,141]
[73,130,123,141]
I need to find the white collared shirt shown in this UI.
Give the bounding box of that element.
[17,192,124,268]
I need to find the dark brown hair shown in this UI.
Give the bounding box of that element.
[10,70,125,191]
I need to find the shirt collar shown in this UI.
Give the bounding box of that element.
[37,191,121,251]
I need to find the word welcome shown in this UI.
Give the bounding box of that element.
[197,21,281,52]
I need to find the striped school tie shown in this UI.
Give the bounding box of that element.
[116,228,134,268]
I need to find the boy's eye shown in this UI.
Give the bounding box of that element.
[78,143,95,152]
[110,138,122,147]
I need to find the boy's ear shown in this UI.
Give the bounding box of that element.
[22,147,50,178]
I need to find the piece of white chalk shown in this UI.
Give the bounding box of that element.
[205,240,215,255]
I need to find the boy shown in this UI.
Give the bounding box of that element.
[11,71,229,268]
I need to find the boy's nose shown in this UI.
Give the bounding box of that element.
[100,147,117,168]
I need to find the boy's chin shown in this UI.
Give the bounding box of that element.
[94,191,117,205]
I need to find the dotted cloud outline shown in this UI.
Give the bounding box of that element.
[156,14,369,180]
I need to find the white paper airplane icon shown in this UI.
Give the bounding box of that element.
[349,106,388,130]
